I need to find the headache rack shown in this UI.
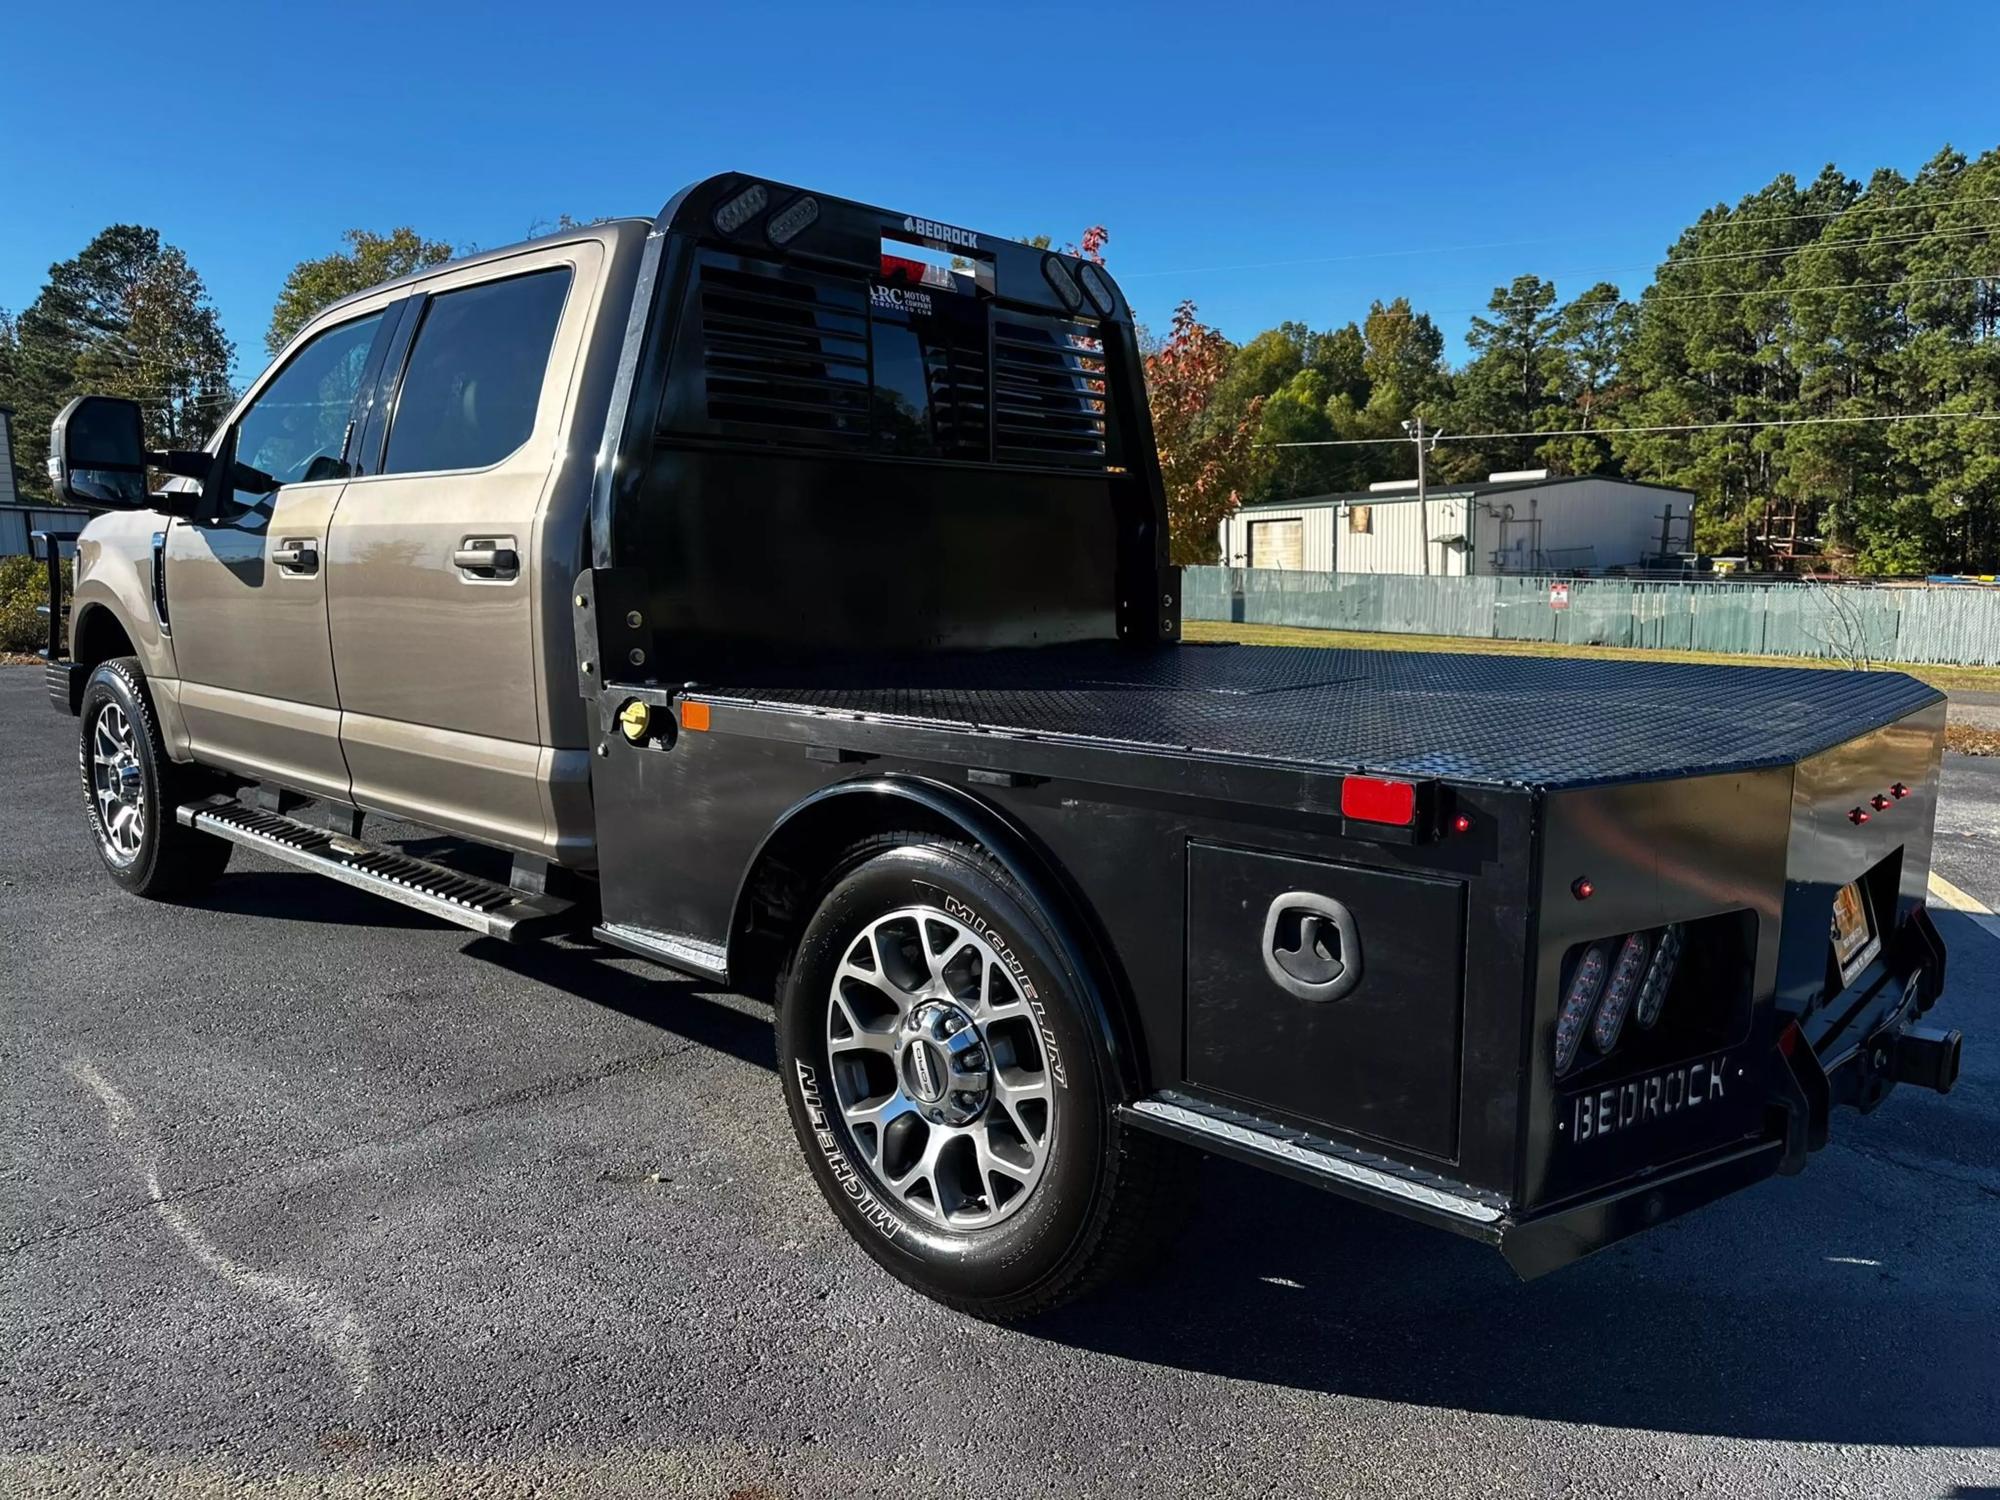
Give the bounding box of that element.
[586,175,1180,661]
[660,225,1118,470]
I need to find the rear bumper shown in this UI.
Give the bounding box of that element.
[1501,906,1953,1278]
[1501,1137,1785,1278]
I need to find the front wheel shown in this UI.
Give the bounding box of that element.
[777,836,1169,1319]
[78,657,232,899]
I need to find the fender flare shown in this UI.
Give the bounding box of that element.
[729,774,1147,1100]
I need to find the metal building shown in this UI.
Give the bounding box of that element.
[0,407,17,509]
[1219,472,1695,577]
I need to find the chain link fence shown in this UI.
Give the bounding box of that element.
[1183,567,2000,667]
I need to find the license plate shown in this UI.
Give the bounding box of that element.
[1830,880,1881,988]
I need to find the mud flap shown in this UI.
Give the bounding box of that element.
[1771,1023,1831,1176]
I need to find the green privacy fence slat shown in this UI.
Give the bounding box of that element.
[1184,568,2000,667]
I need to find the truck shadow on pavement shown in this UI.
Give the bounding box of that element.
[183,866,1997,1449]
[185,870,485,930]
[486,928,1995,1450]
[1033,1147,1998,1448]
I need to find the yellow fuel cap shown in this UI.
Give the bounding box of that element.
[617,699,652,742]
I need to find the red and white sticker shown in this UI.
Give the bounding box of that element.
[1549,582,1571,611]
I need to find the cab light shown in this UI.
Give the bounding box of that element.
[1590,931,1651,1054]
[1556,943,1610,1076]
[1340,776,1416,826]
[1890,782,1910,799]
[1849,807,1869,824]
[1871,794,1890,811]
[713,183,769,235]
[766,195,819,245]
[1634,922,1684,1029]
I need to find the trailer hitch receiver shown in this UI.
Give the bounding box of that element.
[1893,1024,1961,1095]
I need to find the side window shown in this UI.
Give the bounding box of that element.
[231,312,385,515]
[382,268,572,475]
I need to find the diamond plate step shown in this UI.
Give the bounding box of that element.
[1124,1089,1508,1236]
[175,795,580,943]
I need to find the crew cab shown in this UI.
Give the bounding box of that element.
[38,176,1962,1316]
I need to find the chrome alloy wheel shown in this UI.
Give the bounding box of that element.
[89,703,147,861]
[826,905,1055,1229]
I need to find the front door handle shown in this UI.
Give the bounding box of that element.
[453,541,519,578]
[271,538,319,574]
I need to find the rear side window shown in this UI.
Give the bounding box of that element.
[383,268,572,475]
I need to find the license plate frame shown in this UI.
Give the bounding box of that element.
[1831,879,1881,988]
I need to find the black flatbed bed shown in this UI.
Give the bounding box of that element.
[693,642,1942,789]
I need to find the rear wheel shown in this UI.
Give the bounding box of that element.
[78,657,232,898]
[777,835,1170,1318]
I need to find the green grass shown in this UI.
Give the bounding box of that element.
[1183,618,2000,697]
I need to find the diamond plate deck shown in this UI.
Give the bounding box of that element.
[690,643,1943,788]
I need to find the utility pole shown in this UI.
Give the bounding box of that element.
[1403,417,1441,576]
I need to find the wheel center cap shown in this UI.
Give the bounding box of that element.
[906,1038,948,1102]
[899,1000,989,1125]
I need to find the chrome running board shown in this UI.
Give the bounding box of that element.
[177,794,579,943]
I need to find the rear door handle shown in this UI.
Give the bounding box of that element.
[271,538,319,574]
[453,540,519,578]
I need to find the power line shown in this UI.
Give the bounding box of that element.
[1117,235,1575,280]
[1421,270,1999,321]
[1677,192,2000,234]
[1514,225,1999,291]
[1116,196,2000,283]
[1262,411,2000,449]
[1655,221,1998,269]
[1639,270,1997,304]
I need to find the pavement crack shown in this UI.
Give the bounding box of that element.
[14,1043,697,1264]
[61,1057,379,1399]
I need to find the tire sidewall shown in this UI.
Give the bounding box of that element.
[778,842,1115,1306]
[78,661,168,893]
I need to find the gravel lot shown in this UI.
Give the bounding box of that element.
[3,665,1996,1498]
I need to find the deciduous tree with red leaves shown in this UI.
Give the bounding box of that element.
[1145,300,1261,564]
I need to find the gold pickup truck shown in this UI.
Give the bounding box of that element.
[39,176,1960,1317]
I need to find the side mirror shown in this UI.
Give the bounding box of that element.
[47,394,216,515]
[49,395,149,508]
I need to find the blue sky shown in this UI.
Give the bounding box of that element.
[2,0,1992,384]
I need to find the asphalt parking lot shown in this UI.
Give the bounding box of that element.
[3,665,1997,1498]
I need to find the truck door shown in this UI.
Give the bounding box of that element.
[324,246,593,856]
[164,308,392,800]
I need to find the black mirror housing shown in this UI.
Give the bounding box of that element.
[47,394,214,516]
[49,395,150,508]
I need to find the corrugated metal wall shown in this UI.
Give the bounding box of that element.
[1184,566,2000,667]
[0,505,88,558]
[0,411,18,508]
[1219,480,1689,578]
[1476,479,1674,576]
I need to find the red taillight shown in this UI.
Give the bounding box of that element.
[1556,943,1610,1076]
[1452,813,1473,834]
[1340,776,1416,826]
[1590,932,1651,1054]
